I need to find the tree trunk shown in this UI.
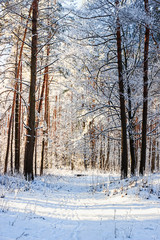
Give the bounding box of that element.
[4,5,32,175]
[151,138,156,172]
[40,137,45,176]
[83,134,87,170]
[43,3,51,169]
[116,0,128,178]
[105,135,110,171]
[151,122,157,173]
[15,89,20,173]
[4,114,13,174]
[156,141,159,171]
[89,120,96,169]
[127,82,136,175]
[124,46,136,176]
[10,118,14,175]
[140,0,150,175]
[24,0,38,181]
[44,66,49,168]
[14,36,20,173]
[35,136,37,177]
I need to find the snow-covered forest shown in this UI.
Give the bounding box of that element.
[0,0,160,239]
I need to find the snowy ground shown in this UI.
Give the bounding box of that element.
[0,171,160,240]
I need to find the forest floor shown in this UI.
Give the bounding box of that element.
[0,170,160,240]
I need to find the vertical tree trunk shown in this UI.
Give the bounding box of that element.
[40,136,45,176]
[151,138,156,172]
[135,115,140,169]
[4,114,14,174]
[116,0,128,178]
[99,135,103,170]
[35,65,47,176]
[127,84,136,175]
[15,52,20,173]
[15,88,20,173]
[43,1,51,169]
[18,63,22,168]
[15,57,22,173]
[4,5,32,175]
[148,135,152,168]
[89,120,96,169]
[156,141,159,171]
[24,0,38,181]
[44,65,49,168]
[10,118,14,175]
[105,135,110,171]
[151,122,157,172]
[83,133,87,170]
[35,136,37,177]
[124,47,136,176]
[140,0,150,175]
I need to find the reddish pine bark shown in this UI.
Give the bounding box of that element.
[4,4,33,174]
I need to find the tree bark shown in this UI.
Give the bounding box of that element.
[105,135,110,171]
[15,88,20,173]
[10,118,14,175]
[124,46,136,176]
[156,141,159,171]
[151,138,156,172]
[43,5,51,169]
[44,65,49,168]
[4,113,13,174]
[24,0,38,181]
[116,0,128,178]
[140,0,150,175]
[15,40,20,173]
[4,5,32,174]
[40,137,45,176]
[89,120,96,169]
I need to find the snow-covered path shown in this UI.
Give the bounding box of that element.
[0,172,160,240]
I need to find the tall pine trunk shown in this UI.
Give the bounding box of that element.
[140,0,150,175]
[4,5,32,174]
[24,0,38,181]
[116,0,128,178]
